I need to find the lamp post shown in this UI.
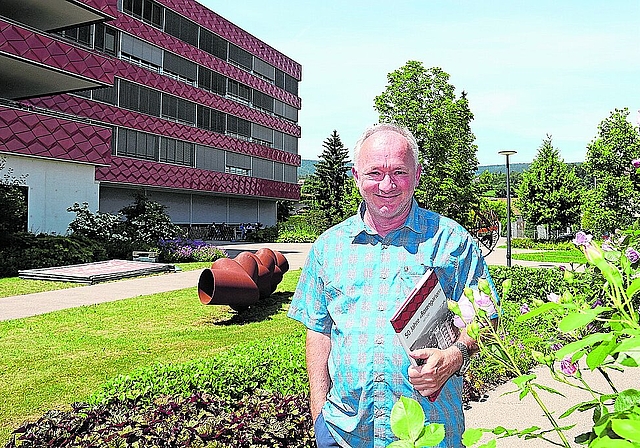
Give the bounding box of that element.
[498,150,517,267]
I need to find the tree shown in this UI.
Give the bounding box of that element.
[374,61,479,227]
[0,156,28,235]
[304,130,352,225]
[581,108,640,235]
[517,135,582,237]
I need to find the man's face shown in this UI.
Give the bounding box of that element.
[352,131,421,228]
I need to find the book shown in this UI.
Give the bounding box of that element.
[390,269,459,402]
[390,269,459,366]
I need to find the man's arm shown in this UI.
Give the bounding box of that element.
[306,328,331,421]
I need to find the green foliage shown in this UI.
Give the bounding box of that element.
[303,130,352,226]
[0,157,28,236]
[388,396,445,447]
[276,212,327,242]
[7,391,314,448]
[475,170,523,199]
[88,329,307,405]
[374,61,479,227]
[517,135,582,233]
[510,238,576,250]
[0,233,106,277]
[67,194,184,259]
[119,193,183,248]
[0,186,27,234]
[581,108,640,235]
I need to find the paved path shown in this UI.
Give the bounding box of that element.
[2,238,634,447]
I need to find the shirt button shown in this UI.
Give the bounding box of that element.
[380,273,387,279]
[375,336,383,344]
[374,409,386,418]
[375,373,384,382]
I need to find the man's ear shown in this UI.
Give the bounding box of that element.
[415,164,422,182]
[352,166,358,181]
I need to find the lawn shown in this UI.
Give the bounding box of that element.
[0,269,302,445]
[511,249,586,264]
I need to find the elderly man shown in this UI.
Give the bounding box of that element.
[288,123,498,447]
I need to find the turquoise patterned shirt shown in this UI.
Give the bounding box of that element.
[288,200,498,448]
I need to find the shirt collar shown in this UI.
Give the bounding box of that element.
[351,199,422,244]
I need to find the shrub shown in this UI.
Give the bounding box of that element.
[0,233,106,277]
[7,391,314,448]
[276,213,326,243]
[511,238,576,250]
[88,328,307,406]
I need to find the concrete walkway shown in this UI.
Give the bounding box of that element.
[1,239,635,447]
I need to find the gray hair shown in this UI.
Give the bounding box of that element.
[353,123,419,169]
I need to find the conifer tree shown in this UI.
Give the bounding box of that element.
[517,135,582,237]
[306,130,351,225]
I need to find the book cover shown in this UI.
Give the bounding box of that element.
[390,269,459,367]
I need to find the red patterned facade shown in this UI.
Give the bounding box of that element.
[97,157,299,200]
[0,105,112,165]
[0,19,115,87]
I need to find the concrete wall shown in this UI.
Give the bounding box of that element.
[3,153,100,235]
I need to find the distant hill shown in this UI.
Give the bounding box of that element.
[476,163,530,174]
[298,159,531,179]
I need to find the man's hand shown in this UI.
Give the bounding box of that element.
[407,346,463,398]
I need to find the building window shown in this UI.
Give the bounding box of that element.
[164,9,198,47]
[163,52,197,84]
[284,164,298,183]
[199,28,228,60]
[195,145,225,172]
[57,25,92,47]
[198,67,226,96]
[227,115,251,140]
[162,93,196,125]
[116,127,159,161]
[123,0,163,29]
[197,105,226,134]
[228,44,252,71]
[226,166,251,176]
[227,79,251,105]
[284,73,299,96]
[160,137,194,166]
[253,91,274,113]
[92,84,117,105]
[120,34,162,70]
[119,80,160,116]
[283,134,298,154]
[94,23,118,56]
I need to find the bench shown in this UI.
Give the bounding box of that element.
[132,251,158,262]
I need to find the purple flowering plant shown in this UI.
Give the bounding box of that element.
[157,237,228,263]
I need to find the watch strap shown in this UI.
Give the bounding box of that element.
[454,341,470,376]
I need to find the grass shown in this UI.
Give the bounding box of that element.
[511,249,586,264]
[0,269,303,445]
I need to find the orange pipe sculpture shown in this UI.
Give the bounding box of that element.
[198,249,289,311]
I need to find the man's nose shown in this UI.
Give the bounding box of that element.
[379,173,395,190]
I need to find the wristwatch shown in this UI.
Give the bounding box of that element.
[454,342,470,376]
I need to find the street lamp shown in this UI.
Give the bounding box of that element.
[498,150,517,267]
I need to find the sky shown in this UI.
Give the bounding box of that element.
[201,0,640,166]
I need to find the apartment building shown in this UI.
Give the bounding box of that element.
[0,0,301,235]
